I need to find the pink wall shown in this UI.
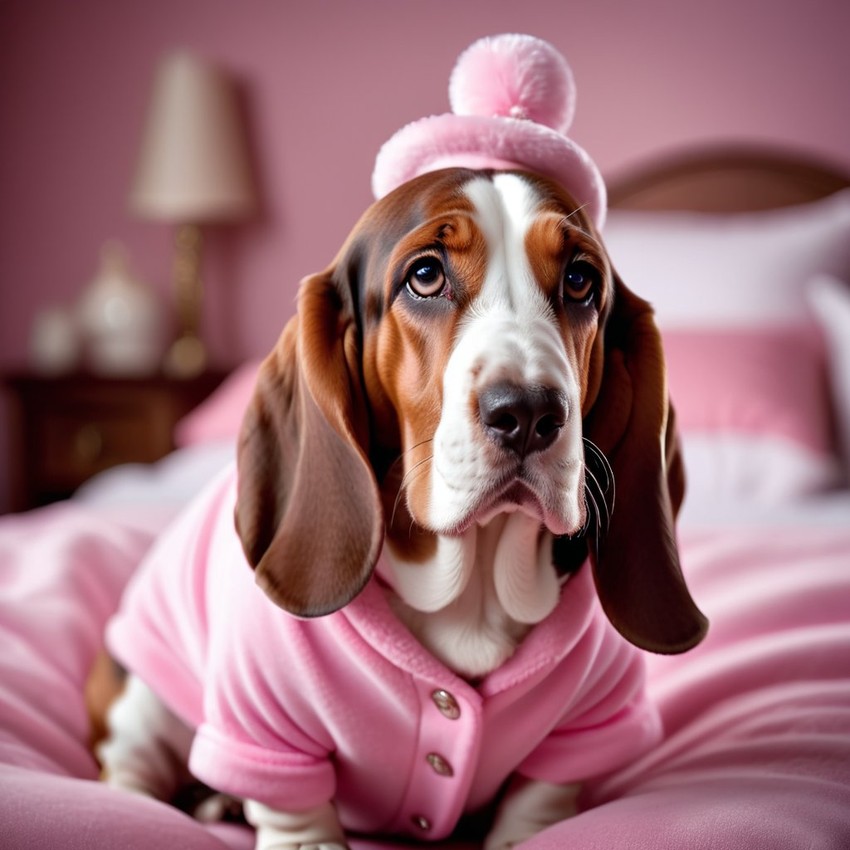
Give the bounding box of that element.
[1,0,849,513]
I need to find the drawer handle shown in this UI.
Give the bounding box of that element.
[74,424,104,464]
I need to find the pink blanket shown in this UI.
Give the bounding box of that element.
[1,502,849,848]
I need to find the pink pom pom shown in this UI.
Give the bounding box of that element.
[372,32,605,226]
[449,34,576,132]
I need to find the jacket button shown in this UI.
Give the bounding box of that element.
[431,688,460,719]
[411,814,431,831]
[426,752,454,777]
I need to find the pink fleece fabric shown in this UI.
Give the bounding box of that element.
[106,470,659,840]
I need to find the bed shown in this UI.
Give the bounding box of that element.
[2,145,849,849]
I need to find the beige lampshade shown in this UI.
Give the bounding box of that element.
[131,52,256,222]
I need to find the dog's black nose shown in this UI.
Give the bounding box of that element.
[478,382,566,457]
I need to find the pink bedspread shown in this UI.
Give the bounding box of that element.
[1,501,849,849]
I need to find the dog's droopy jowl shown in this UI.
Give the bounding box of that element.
[98,166,707,850]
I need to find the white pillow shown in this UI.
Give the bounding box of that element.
[604,189,850,328]
[680,432,840,511]
[808,274,850,479]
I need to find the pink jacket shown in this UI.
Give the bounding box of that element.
[107,470,661,841]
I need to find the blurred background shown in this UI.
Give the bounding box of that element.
[1,0,848,514]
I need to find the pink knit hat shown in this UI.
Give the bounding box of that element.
[372,34,606,228]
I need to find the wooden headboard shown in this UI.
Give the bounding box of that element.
[606,145,850,213]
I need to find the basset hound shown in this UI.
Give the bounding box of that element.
[98,166,707,850]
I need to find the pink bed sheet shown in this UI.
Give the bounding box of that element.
[1,501,848,849]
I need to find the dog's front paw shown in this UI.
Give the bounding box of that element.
[246,800,348,850]
[190,791,245,823]
[484,776,580,850]
[298,845,348,850]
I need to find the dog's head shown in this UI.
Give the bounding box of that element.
[235,167,707,655]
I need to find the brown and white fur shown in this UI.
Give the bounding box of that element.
[97,167,707,850]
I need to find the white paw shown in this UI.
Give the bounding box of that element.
[300,845,348,850]
[193,792,243,823]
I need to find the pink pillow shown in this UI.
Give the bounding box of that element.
[175,360,261,447]
[662,326,841,502]
[663,326,832,453]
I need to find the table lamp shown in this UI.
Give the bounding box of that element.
[130,51,256,377]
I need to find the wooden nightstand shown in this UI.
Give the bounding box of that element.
[3,371,226,511]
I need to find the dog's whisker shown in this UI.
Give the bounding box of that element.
[582,436,607,472]
[578,491,592,538]
[390,481,409,531]
[583,482,604,540]
[584,466,611,534]
[594,470,613,534]
[564,201,590,222]
[583,439,613,491]
[583,438,616,516]
[386,438,435,477]
[398,454,433,495]
[390,454,433,530]
[582,492,596,552]
[386,442,434,530]
[583,485,604,555]
[582,438,616,552]
[583,482,601,536]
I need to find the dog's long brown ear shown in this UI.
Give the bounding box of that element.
[584,275,708,654]
[235,270,383,616]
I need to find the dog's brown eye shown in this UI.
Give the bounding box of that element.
[563,261,598,305]
[406,258,446,298]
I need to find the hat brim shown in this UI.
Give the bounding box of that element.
[372,113,606,229]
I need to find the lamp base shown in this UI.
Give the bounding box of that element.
[163,332,206,379]
[164,223,207,379]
